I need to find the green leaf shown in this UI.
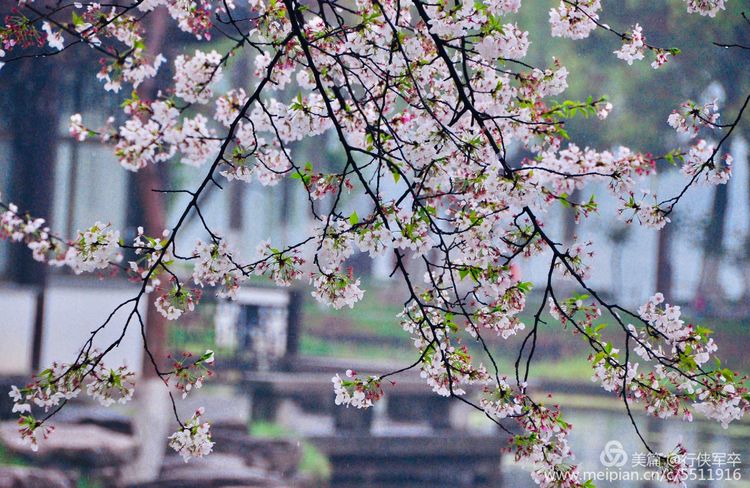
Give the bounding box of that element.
[71,11,84,27]
[517,281,533,293]
[721,368,735,381]
[349,211,359,226]
[290,91,304,111]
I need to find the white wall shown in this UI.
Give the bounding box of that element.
[40,280,145,375]
[0,286,36,375]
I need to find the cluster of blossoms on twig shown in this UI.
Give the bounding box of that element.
[631,294,748,427]
[545,287,750,485]
[74,92,221,171]
[154,283,200,320]
[332,370,384,409]
[252,240,305,286]
[668,100,721,137]
[568,292,750,426]
[168,350,215,399]
[614,24,646,65]
[1,199,122,273]
[664,99,733,185]
[479,376,524,419]
[684,0,726,17]
[8,354,135,451]
[680,139,732,185]
[167,407,215,462]
[612,23,682,70]
[0,0,746,480]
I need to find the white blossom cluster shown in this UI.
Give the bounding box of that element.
[174,50,223,104]
[191,240,246,299]
[681,139,732,185]
[8,357,135,451]
[310,273,365,309]
[86,364,136,407]
[0,0,744,483]
[579,293,750,429]
[614,24,646,65]
[1,204,122,274]
[668,100,721,137]
[549,0,601,40]
[331,370,383,409]
[64,222,122,274]
[684,0,727,17]
[480,377,524,419]
[168,407,215,462]
[171,350,215,399]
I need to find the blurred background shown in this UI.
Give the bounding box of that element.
[0,0,749,486]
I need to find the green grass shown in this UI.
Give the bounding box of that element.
[0,446,102,487]
[299,335,414,361]
[168,325,235,357]
[249,420,289,438]
[300,333,595,382]
[0,444,27,467]
[76,477,103,488]
[299,443,332,482]
[496,354,593,382]
[249,421,331,481]
[165,279,749,385]
[303,290,405,339]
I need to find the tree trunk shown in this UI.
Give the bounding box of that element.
[6,59,60,286]
[123,8,172,484]
[696,176,729,314]
[742,130,750,309]
[655,219,673,300]
[228,54,248,247]
[5,57,61,371]
[562,190,577,244]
